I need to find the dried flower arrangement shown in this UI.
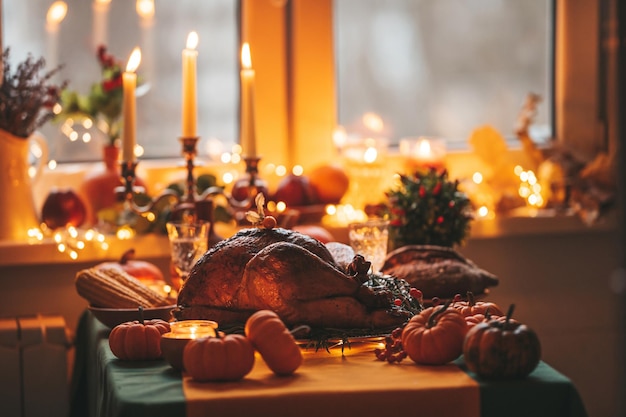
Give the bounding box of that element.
[0,48,65,138]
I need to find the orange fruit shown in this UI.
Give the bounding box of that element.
[308,164,350,204]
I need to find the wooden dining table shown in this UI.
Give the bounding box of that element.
[69,310,588,417]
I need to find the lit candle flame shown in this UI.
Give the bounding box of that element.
[47,1,68,25]
[417,139,432,157]
[186,31,199,50]
[136,0,154,19]
[241,42,252,69]
[126,47,142,73]
[362,112,384,133]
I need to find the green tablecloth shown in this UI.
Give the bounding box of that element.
[70,310,588,417]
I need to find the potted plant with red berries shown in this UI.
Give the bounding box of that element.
[385,169,473,249]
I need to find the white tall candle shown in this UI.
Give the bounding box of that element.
[240,43,257,158]
[181,31,198,137]
[45,1,67,77]
[122,48,141,162]
[92,0,111,50]
[137,0,155,87]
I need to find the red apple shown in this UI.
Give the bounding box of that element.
[231,177,269,203]
[272,174,318,207]
[41,188,87,229]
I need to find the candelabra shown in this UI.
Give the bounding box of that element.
[116,136,266,245]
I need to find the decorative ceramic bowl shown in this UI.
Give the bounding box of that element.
[88,305,176,328]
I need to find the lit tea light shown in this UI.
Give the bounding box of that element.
[341,136,387,165]
[169,320,218,339]
[400,136,446,172]
[161,320,218,371]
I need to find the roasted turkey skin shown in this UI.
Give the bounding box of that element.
[174,227,408,329]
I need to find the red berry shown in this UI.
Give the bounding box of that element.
[262,216,277,229]
[391,327,403,339]
[393,298,402,306]
[409,288,422,299]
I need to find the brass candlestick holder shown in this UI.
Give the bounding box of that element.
[116,137,267,242]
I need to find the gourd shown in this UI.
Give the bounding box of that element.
[109,314,171,360]
[401,302,468,365]
[95,249,164,284]
[463,304,541,379]
[183,334,255,382]
[453,292,504,317]
[245,310,303,376]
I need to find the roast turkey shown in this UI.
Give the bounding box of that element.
[174,227,410,329]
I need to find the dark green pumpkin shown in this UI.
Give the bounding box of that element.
[462,304,541,379]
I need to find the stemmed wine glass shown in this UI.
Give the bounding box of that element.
[166,221,210,282]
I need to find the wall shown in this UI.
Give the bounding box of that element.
[461,228,621,417]
[0,226,621,417]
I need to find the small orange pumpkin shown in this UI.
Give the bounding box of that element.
[463,304,541,379]
[96,249,164,284]
[109,316,171,360]
[453,292,504,318]
[245,310,303,376]
[401,302,468,365]
[183,334,255,382]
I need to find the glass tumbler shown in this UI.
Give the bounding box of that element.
[348,218,389,273]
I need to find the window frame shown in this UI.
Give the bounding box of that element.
[272,0,612,169]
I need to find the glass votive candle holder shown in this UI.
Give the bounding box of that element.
[161,320,218,371]
[169,320,218,338]
[341,136,390,210]
[399,136,446,173]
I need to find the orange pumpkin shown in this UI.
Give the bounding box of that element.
[465,312,494,329]
[96,249,164,283]
[463,304,541,379]
[401,302,468,365]
[453,292,504,318]
[109,317,171,360]
[183,334,255,382]
[245,310,303,376]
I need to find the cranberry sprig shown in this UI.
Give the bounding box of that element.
[374,326,407,363]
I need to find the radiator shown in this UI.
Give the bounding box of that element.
[0,315,71,417]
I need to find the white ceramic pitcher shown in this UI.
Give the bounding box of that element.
[0,129,48,240]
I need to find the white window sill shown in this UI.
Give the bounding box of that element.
[0,208,616,268]
[3,145,614,268]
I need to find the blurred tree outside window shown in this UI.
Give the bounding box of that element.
[334,0,553,148]
[4,0,238,162]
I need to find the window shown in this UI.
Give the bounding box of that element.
[4,0,238,162]
[333,0,554,148]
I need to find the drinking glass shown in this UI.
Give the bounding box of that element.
[348,218,389,273]
[166,221,210,281]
